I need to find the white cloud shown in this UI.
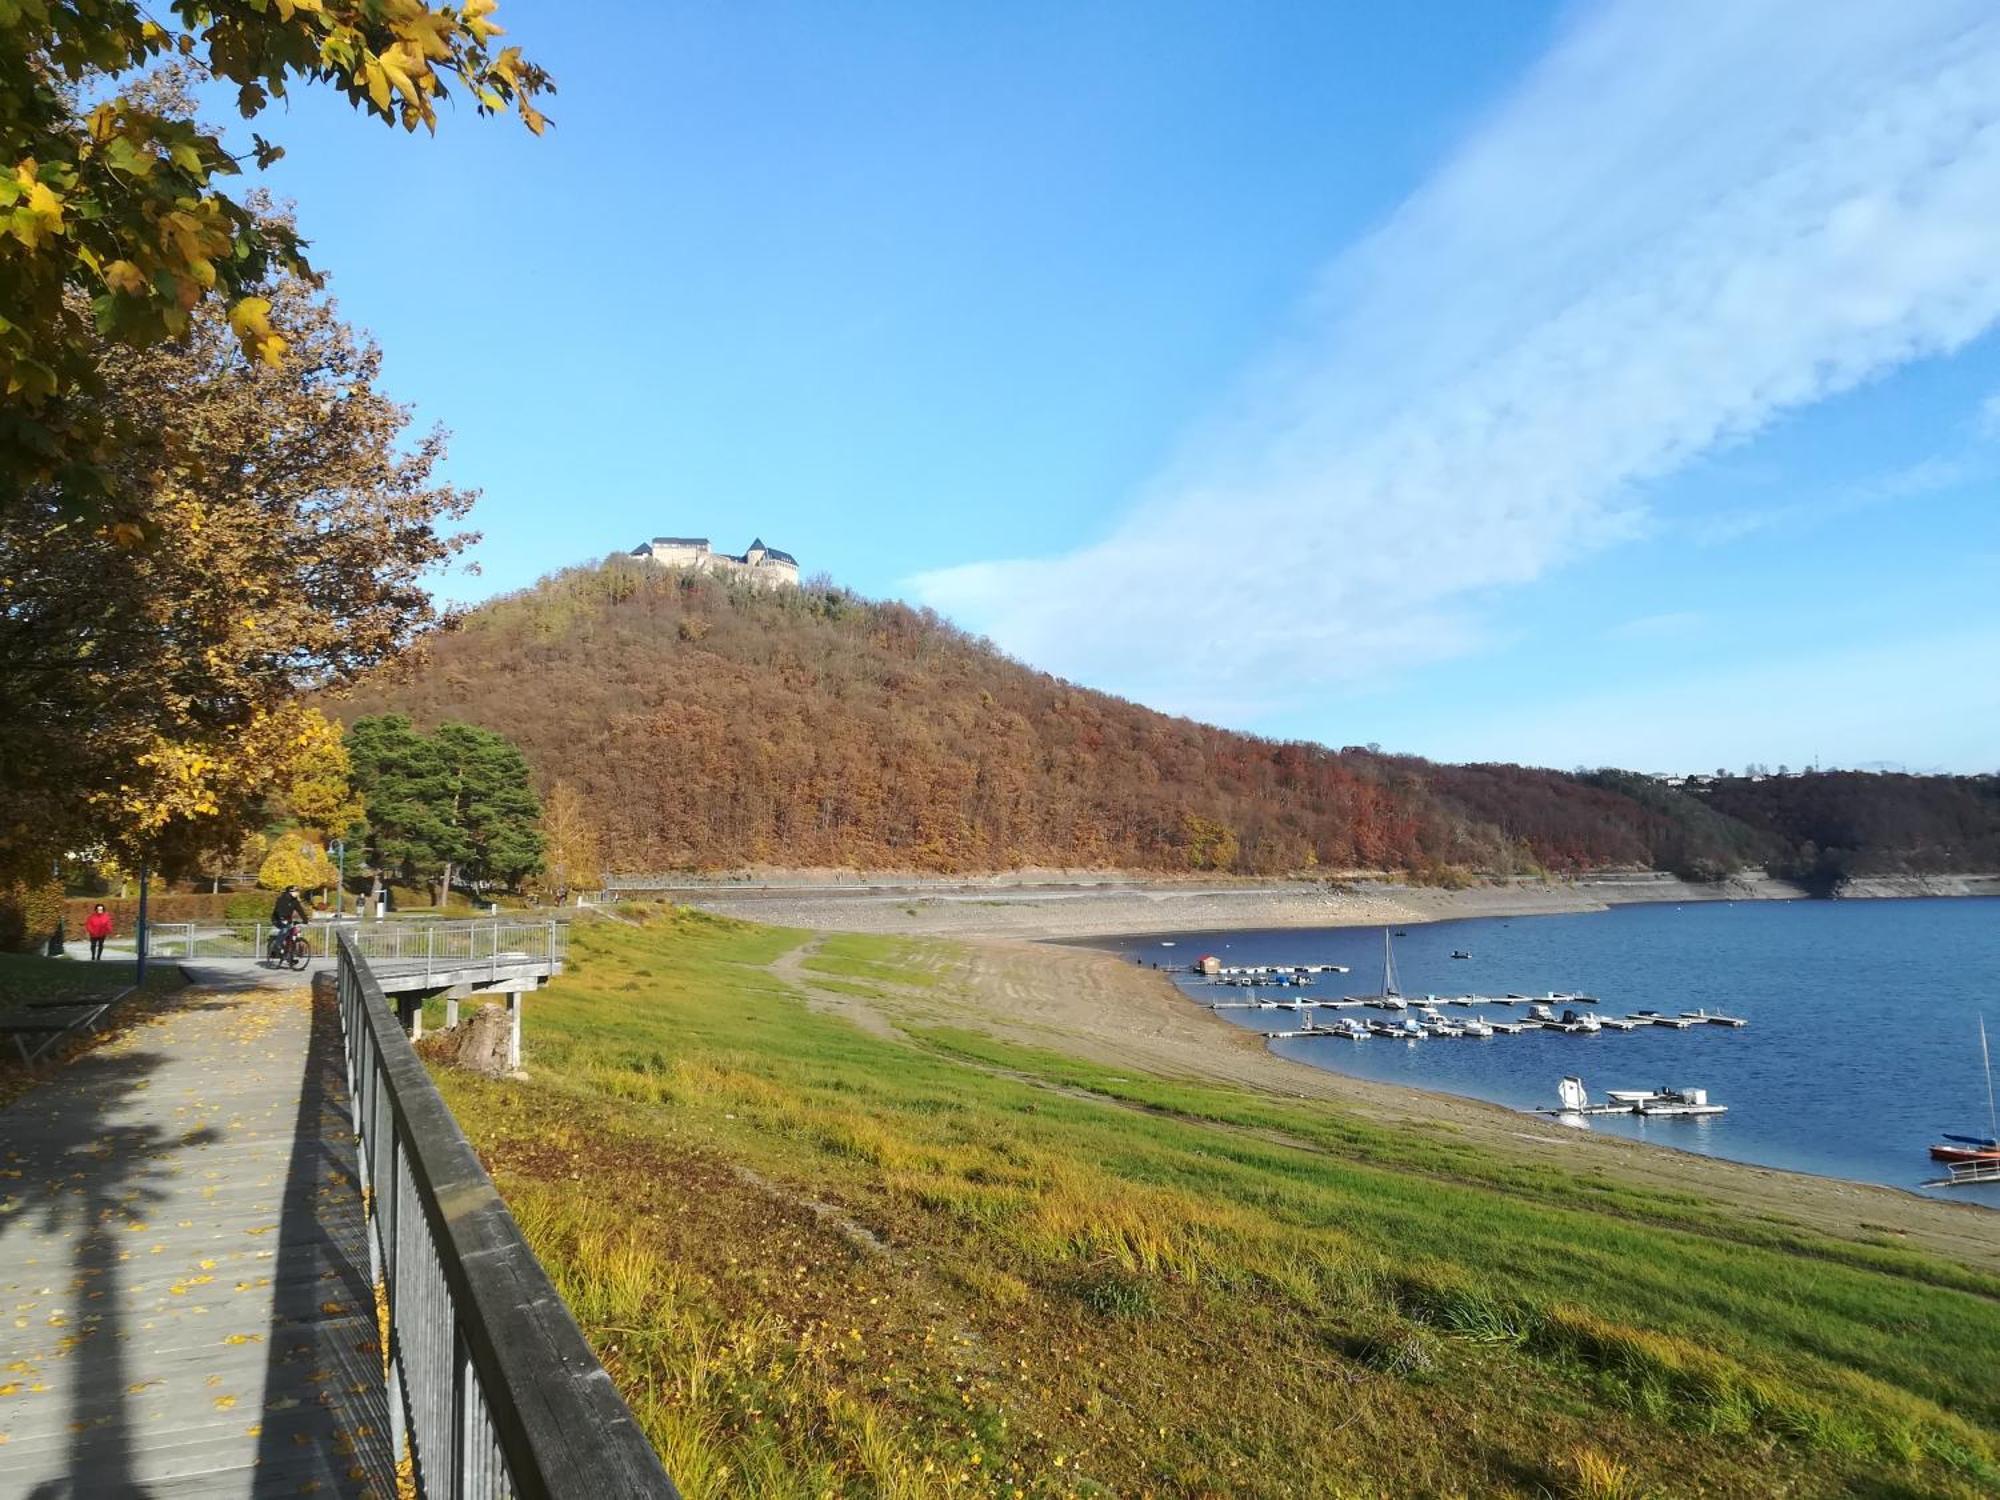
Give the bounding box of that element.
[912,1,2000,720]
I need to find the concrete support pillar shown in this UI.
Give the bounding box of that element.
[445,994,460,1030]
[407,996,423,1042]
[505,988,523,1071]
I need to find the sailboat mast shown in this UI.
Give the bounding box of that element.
[1982,1014,1997,1145]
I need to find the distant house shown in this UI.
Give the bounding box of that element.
[631,535,800,589]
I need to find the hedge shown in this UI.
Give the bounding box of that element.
[2,881,68,953]
[62,892,238,932]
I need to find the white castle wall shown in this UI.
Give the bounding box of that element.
[633,538,799,589]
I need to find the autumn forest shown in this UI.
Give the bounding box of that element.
[336,560,2000,882]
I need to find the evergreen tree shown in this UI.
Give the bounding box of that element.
[345,714,465,904]
[433,723,545,893]
[345,715,543,905]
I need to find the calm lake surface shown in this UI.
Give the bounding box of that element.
[1094,899,2000,1204]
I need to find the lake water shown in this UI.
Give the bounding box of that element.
[1095,899,2000,1204]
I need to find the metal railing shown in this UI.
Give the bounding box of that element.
[335,931,677,1498]
[147,918,569,974]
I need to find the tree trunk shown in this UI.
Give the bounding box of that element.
[437,861,455,911]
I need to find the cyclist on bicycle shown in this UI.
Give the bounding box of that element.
[269,886,309,960]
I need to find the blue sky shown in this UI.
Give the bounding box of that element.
[241,1,2000,773]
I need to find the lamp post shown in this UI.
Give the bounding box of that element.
[135,859,150,986]
[329,838,347,915]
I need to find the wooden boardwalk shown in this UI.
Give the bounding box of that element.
[0,977,398,1497]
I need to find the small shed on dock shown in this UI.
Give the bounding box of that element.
[1197,954,1221,976]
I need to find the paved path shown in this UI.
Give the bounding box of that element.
[0,982,397,1498]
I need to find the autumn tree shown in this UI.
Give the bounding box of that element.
[258,833,336,895]
[276,707,366,843]
[1,2,550,507]
[0,274,475,884]
[534,779,600,904]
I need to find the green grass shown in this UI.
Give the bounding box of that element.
[434,908,2000,1498]
[0,951,184,1010]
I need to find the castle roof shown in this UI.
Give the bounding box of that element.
[649,536,710,547]
[762,547,798,566]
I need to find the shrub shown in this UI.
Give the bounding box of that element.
[63,892,239,931]
[1,880,66,952]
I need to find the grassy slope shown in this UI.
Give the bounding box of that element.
[435,911,2000,1499]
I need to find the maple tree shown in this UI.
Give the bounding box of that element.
[274,706,366,842]
[0,274,473,881]
[0,0,550,507]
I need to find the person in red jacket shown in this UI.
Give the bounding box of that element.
[84,903,113,961]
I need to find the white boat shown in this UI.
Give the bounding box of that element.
[1604,1088,1662,1106]
[1561,1010,1602,1034]
[1633,1010,1693,1029]
[1459,1017,1494,1038]
[1637,1087,1727,1117]
[1556,1076,1590,1113]
[1526,1003,1556,1023]
[1598,1016,1637,1031]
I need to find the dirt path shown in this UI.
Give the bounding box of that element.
[765,932,2000,1274]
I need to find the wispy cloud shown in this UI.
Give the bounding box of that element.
[1606,610,1706,642]
[913,2,2000,719]
[1690,453,1979,546]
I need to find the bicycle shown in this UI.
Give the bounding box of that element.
[268,921,311,971]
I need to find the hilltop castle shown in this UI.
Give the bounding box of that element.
[631,535,800,589]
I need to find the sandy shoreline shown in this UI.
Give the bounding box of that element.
[680,869,2000,942]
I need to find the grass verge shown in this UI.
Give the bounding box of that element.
[433,908,2000,1498]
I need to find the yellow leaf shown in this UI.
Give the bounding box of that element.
[227,296,272,339]
[103,259,147,295]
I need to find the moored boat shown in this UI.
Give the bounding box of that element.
[1929,1016,1999,1167]
[1637,1087,1726,1117]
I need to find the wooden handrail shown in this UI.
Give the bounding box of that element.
[336,931,676,1498]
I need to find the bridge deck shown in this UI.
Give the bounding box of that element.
[0,980,398,1498]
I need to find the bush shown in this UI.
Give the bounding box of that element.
[2,880,67,953]
[63,892,238,932]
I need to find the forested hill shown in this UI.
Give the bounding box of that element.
[333,560,1999,880]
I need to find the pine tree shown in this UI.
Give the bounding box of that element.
[434,723,545,895]
[346,715,543,905]
[345,714,465,905]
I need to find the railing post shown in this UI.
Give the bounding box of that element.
[332,923,668,1498]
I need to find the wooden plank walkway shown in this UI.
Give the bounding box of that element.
[0,977,399,1497]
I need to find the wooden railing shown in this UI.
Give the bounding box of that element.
[335,930,677,1498]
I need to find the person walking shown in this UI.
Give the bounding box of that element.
[84,903,113,962]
